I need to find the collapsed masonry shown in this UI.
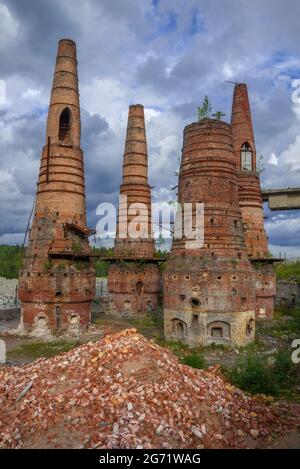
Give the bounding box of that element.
[18,39,95,335]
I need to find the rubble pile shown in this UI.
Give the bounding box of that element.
[0,329,299,449]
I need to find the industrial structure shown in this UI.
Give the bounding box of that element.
[17,39,285,344]
[107,105,160,317]
[18,39,95,335]
[231,83,276,319]
[163,118,256,347]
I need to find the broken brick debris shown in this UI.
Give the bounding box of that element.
[0,329,299,449]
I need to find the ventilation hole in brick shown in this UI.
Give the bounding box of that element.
[191,298,200,307]
[179,294,185,301]
[217,275,222,280]
[185,275,190,280]
[55,291,62,297]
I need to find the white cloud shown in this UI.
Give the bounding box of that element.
[0,3,19,47]
[268,152,278,166]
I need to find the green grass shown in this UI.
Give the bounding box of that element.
[260,306,300,338]
[0,245,24,279]
[224,349,299,398]
[274,261,300,282]
[181,351,208,369]
[8,340,79,359]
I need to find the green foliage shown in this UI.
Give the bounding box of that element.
[212,111,226,120]
[227,352,277,395]
[197,96,226,122]
[92,246,114,277]
[196,96,212,121]
[226,349,298,397]
[181,351,208,370]
[0,245,24,279]
[43,260,52,271]
[72,242,83,253]
[8,340,78,359]
[274,261,300,283]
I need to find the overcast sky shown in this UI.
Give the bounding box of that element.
[0,0,299,257]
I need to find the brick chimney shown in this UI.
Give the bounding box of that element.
[108,105,160,317]
[231,83,275,318]
[18,39,95,335]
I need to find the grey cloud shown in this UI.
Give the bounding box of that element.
[0,0,300,255]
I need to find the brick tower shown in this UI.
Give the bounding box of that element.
[18,39,95,335]
[108,105,160,317]
[163,119,256,347]
[231,83,275,318]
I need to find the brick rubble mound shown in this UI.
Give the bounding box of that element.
[0,329,299,449]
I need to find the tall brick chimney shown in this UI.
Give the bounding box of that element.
[163,119,256,347]
[231,84,276,319]
[231,83,268,257]
[108,105,160,317]
[18,39,95,335]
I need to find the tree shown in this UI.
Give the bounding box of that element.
[212,111,226,120]
[196,96,212,121]
[257,154,265,175]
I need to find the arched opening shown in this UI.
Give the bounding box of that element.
[241,142,253,171]
[136,281,144,297]
[59,107,71,142]
[208,321,231,340]
[171,318,187,339]
[70,314,79,325]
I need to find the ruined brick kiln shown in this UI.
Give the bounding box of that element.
[18,39,95,335]
[163,118,256,347]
